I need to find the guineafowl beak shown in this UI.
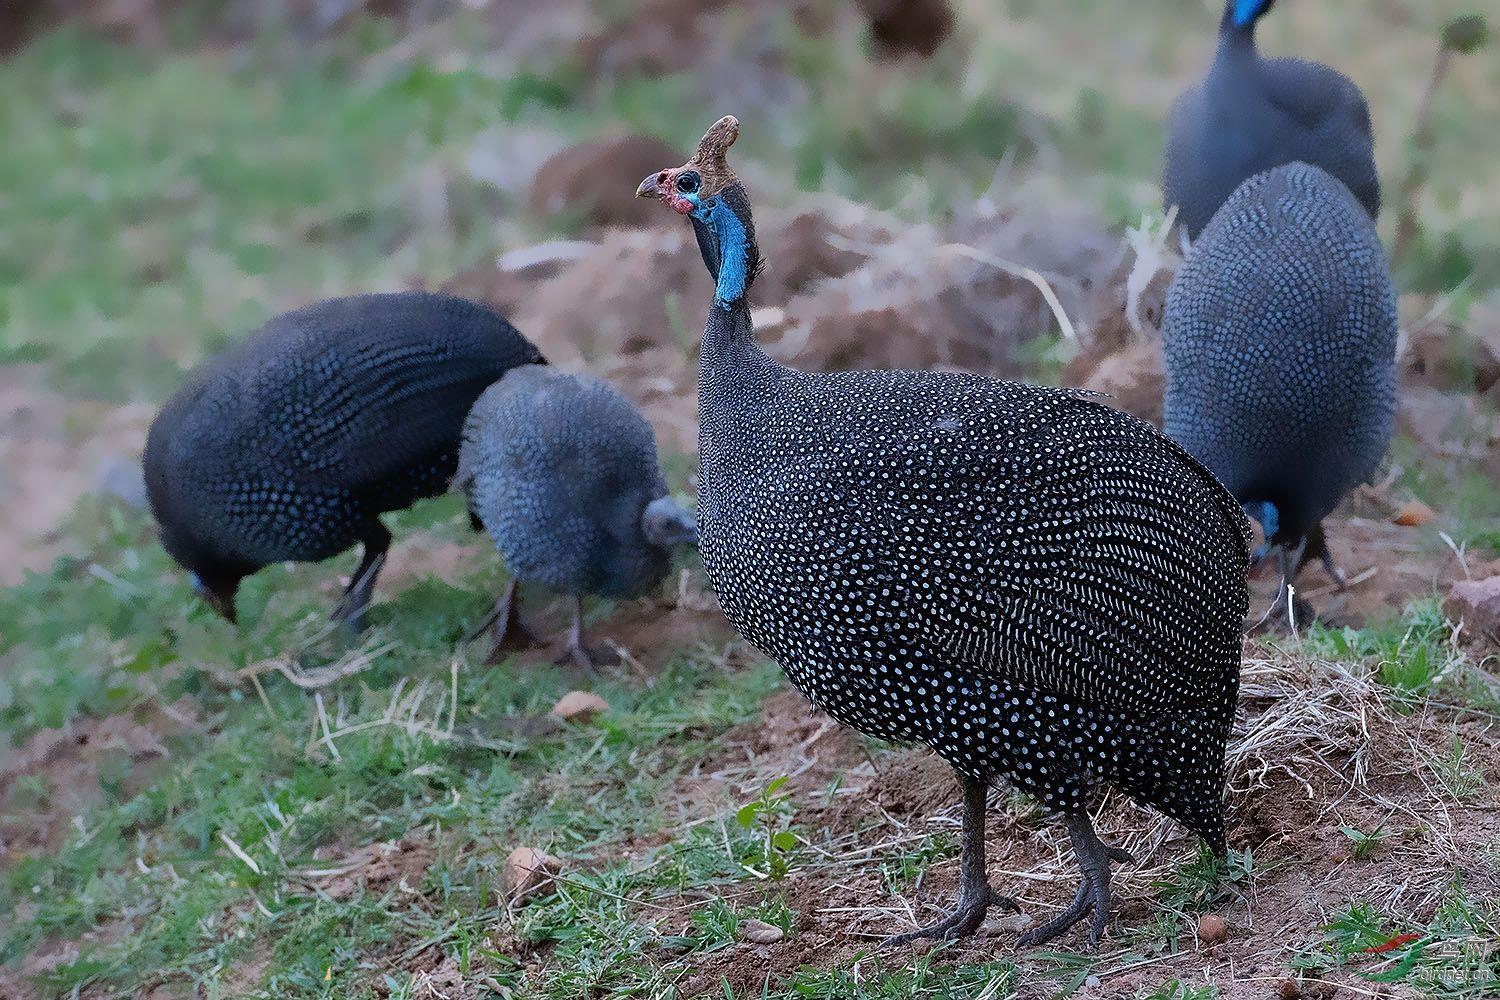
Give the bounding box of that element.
[636,171,665,199]
[191,573,239,624]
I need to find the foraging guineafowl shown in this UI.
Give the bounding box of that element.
[638,117,1249,946]
[144,292,545,628]
[455,367,697,669]
[1163,0,1379,239]
[1163,162,1397,620]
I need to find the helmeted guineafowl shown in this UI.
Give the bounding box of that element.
[637,117,1249,946]
[1163,0,1380,240]
[144,291,545,628]
[1163,161,1398,622]
[455,366,697,669]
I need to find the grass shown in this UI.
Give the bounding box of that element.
[1293,884,1500,996]
[0,501,782,996]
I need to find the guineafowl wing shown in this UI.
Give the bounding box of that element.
[245,294,533,494]
[843,379,1247,718]
[256,337,507,490]
[1260,57,1369,133]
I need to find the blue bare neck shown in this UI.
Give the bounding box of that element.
[689,196,749,309]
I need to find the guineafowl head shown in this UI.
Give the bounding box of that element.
[144,390,254,623]
[636,115,761,308]
[641,495,698,548]
[1226,0,1274,29]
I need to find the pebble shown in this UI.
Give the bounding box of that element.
[502,846,561,903]
[1393,500,1437,527]
[549,690,609,723]
[1196,913,1229,944]
[740,918,784,944]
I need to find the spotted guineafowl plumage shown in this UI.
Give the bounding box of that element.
[455,366,696,668]
[1163,162,1398,617]
[638,117,1249,946]
[144,291,544,627]
[1163,0,1379,239]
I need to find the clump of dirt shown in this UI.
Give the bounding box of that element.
[573,0,716,79]
[1401,299,1500,395]
[528,134,686,234]
[0,696,203,861]
[574,0,810,110]
[856,0,953,59]
[1065,214,1181,425]
[769,200,1113,377]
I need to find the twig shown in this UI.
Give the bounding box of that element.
[314,692,341,762]
[937,243,1079,340]
[219,831,262,875]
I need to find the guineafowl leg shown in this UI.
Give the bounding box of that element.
[883,773,1018,946]
[1017,813,1129,948]
[464,579,540,663]
[1258,537,1315,632]
[556,595,613,673]
[331,523,390,633]
[1297,523,1347,591]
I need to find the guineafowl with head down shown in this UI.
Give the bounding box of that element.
[456,367,697,670]
[1163,161,1397,622]
[637,117,1249,946]
[1163,0,1380,240]
[144,292,544,629]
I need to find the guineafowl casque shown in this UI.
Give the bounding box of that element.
[1163,162,1397,622]
[637,117,1249,946]
[455,366,697,669]
[1163,0,1380,240]
[144,291,545,629]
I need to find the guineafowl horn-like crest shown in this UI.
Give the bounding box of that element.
[690,115,740,195]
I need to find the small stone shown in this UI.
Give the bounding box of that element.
[1393,500,1436,527]
[740,918,784,944]
[1276,978,1302,1000]
[1084,974,1102,989]
[501,847,561,904]
[549,690,609,723]
[1196,913,1229,944]
[1446,576,1500,644]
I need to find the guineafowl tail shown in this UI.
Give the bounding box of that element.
[1110,711,1232,857]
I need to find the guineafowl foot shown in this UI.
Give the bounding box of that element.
[554,595,616,673]
[330,527,391,634]
[884,772,1017,947]
[555,639,617,674]
[883,885,1018,946]
[1016,813,1126,949]
[1298,524,1347,591]
[465,580,541,663]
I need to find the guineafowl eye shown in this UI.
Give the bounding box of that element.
[675,171,700,194]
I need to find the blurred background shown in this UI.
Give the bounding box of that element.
[1,2,1498,996]
[2,0,1497,575]
[1,0,1495,568]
